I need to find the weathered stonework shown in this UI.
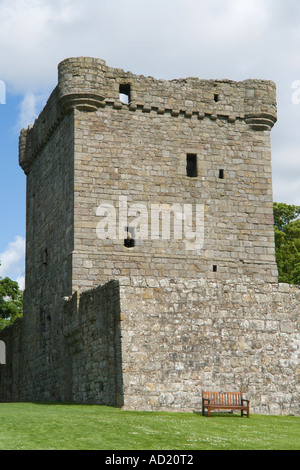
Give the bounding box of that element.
[0,57,299,415]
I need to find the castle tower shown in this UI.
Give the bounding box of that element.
[20,56,278,294]
[2,58,298,415]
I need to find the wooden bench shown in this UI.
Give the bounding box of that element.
[202,391,250,417]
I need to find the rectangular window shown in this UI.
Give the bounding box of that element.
[119,84,131,104]
[0,340,6,364]
[124,226,135,248]
[186,154,197,177]
[219,169,224,179]
[43,249,48,266]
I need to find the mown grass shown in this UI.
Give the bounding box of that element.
[0,403,299,450]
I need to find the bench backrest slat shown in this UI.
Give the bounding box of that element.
[202,391,243,405]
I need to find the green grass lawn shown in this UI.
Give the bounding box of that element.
[0,403,299,450]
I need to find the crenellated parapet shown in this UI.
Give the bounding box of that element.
[19,57,277,174]
[19,86,64,174]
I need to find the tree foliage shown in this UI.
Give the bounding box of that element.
[0,262,23,331]
[273,202,300,285]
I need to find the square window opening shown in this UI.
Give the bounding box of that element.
[186,154,197,177]
[119,84,131,104]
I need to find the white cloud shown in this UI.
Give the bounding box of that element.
[16,274,25,291]
[0,0,80,93]
[272,145,300,206]
[0,236,25,288]
[0,0,273,91]
[16,92,47,130]
[0,0,299,205]
[181,0,270,47]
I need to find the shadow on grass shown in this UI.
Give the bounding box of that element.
[32,402,121,407]
[194,410,249,418]
[33,403,249,418]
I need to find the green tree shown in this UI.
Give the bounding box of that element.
[273,202,300,285]
[0,262,23,331]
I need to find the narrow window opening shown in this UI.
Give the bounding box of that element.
[0,340,6,365]
[186,154,197,178]
[213,265,218,272]
[43,249,48,266]
[119,84,131,104]
[214,93,219,102]
[219,169,224,179]
[124,226,135,248]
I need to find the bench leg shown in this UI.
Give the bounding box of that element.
[241,408,250,418]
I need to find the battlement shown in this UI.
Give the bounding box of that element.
[19,57,277,174]
[57,56,277,119]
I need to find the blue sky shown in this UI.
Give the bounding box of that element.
[0,92,27,287]
[0,0,300,288]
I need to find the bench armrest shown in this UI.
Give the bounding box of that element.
[202,398,210,404]
[241,399,250,405]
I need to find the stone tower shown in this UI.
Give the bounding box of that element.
[20,57,279,289]
[1,58,299,415]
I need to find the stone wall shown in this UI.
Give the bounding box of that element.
[62,281,123,406]
[1,109,75,403]
[72,104,278,289]
[1,277,299,415]
[0,280,123,406]
[119,277,299,415]
[19,109,75,402]
[65,57,278,292]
